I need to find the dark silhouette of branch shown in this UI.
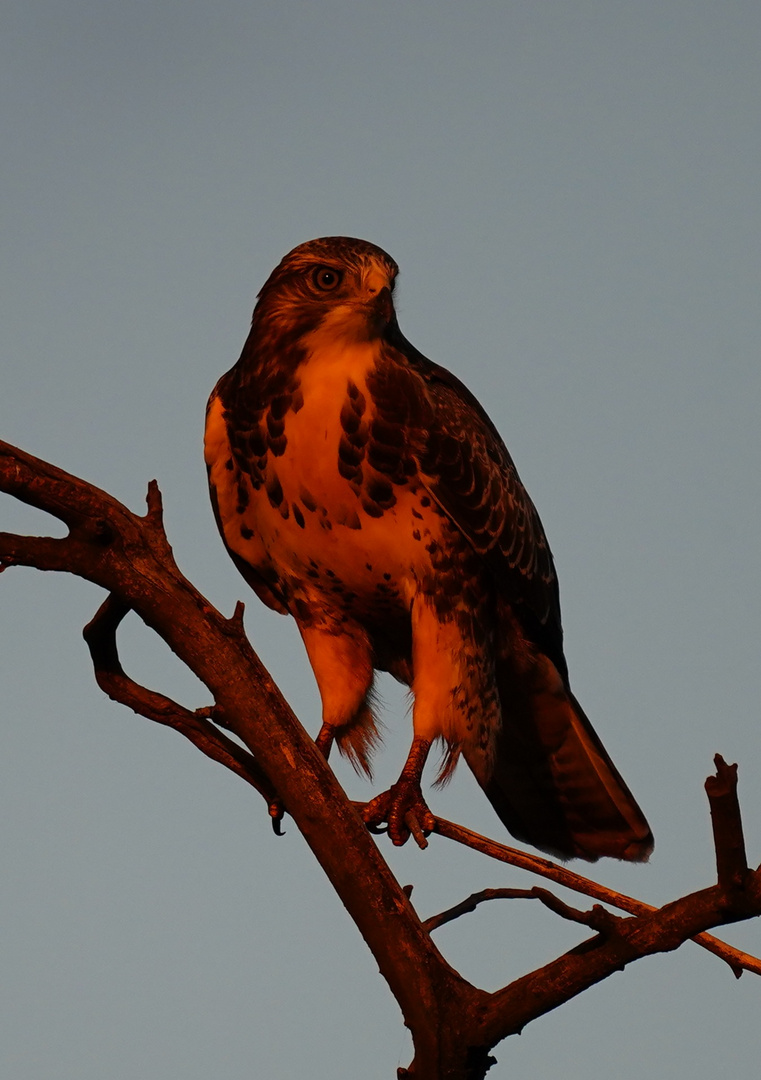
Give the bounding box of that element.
[481,863,761,1049]
[3,436,761,1080]
[424,888,540,932]
[424,887,605,933]
[82,592,273,801]
[705,754,748,890]
[0,438,478,1079]
[429,817,761,978]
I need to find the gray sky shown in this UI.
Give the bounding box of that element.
[2,2,760,1077]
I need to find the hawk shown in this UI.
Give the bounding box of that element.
[205,236,653,861]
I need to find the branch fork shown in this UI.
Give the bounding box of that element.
[3,436,761,1080]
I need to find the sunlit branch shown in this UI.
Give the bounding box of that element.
[430,816,761,978]
[424,886,608,933]
[82,592,274,802]
[4,435,761,1080]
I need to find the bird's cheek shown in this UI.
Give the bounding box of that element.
[373,286,394,325]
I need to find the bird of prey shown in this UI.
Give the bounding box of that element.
[205,236,653,861]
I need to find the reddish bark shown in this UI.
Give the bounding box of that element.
[2,438,760,1080]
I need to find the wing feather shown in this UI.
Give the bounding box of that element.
[376,329,652,861]
[379,328,565,672]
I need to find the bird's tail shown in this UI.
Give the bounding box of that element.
[464,655,653,862]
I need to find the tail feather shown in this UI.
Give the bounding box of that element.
[465,658,653,862]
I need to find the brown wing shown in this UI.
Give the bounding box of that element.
[377,328,653,862]
[379,327,566,676]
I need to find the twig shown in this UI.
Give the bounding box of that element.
[423,888,538,932]
[423,886,608,933]
[430,816,761,978]
[2,438,475,1080]
[483,867,761,1047]
[82,593,275,803]
[705,754,749,890]
[530,888,613,929]
[5,437,761,1078]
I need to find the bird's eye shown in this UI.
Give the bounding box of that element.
[312,266,343,291]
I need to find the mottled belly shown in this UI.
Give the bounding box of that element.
[206,370,451,628]
[239,460,443,618]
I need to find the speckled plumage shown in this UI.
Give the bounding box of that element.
[205,236,653,861]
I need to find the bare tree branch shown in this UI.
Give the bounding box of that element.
[1,439,481,1080]
[4,436,761,1079]
[424,887,604,934]
[82,592,274,801]
[431,816,761,978]
[481,866,761,1048]
[705,754,749,890]
[424,888,541,932]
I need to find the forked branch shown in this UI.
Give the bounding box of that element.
[1,438,477,1079]
[3,436,761,1080]
[428,816,761,978]
[82,593,274,802]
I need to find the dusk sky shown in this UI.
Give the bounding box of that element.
[2,3,760,1077]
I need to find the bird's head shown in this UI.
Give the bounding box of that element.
[252,236,400,345]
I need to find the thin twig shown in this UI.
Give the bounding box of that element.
[423,888,539,932]
[423,886,608,933]
[2,438,477,1077]
[483,867,761,1048]
[705,754,749,890]
[82,593,275,803]
[429,816,761,978]
[6,434,761,1077]
[530,888,607,928]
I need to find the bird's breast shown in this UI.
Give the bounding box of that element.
[206,339,452,621]
[274,340,378,516]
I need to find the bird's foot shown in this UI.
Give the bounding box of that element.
[362,780,435,849]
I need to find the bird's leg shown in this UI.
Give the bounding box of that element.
[314,721,336,759]
[269,722,337,835]
[363,736,436,849]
